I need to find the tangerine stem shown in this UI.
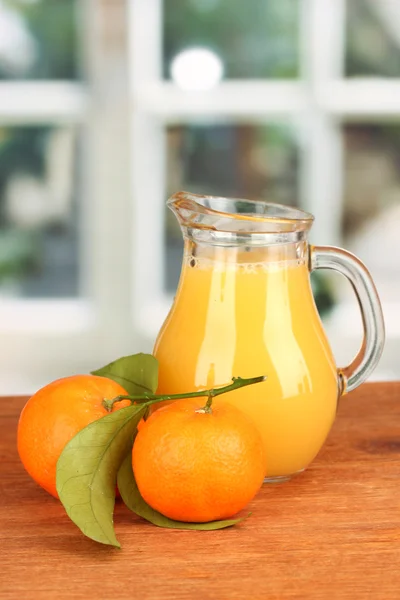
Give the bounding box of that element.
[201,391,215,414]
[102,375,267,412]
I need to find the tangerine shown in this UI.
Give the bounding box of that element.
[132,397,266,523]
[18,374,130,498]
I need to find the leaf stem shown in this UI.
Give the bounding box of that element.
[102,375,266,412]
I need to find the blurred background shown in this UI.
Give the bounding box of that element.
[0,0,399,393]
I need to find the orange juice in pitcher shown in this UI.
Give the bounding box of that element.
[154,192,385,481]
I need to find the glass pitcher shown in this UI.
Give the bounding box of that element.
[154,192,385,482]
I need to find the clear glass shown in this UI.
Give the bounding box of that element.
[165,123,299,291]
[0,0,80,80]
[345,0,400,77]
[310,247,385,392]
[0,125,80,298]
[154,193,385,481]
[163,0,299,79]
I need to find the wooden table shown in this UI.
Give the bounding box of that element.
[1,383,400,599]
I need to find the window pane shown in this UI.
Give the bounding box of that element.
[165,123,299,291]
[163,0,299,81]
[345,0,400,77]
[343,124,400,301]
[0,0,80,80]
[0,126,80,298]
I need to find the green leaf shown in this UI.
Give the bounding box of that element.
[117,452,248,531]
[56,403,147,548]
[91,353,158,396]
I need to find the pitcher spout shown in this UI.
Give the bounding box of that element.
[168,191,314,245]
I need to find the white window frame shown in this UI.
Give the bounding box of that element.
[0,0,139,392]
[129,0,400,382]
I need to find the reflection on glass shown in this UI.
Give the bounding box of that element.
[164,123,299,291]
[0,0,79,80]
[346,0,400,77]
[163,0,299,80]
[0,126,80,298]
[343,124,400,302]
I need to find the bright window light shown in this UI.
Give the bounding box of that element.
[170,47,224,91]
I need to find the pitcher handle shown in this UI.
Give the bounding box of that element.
[310,246,385,393]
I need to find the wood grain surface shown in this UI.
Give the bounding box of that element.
[1,383,400,600]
